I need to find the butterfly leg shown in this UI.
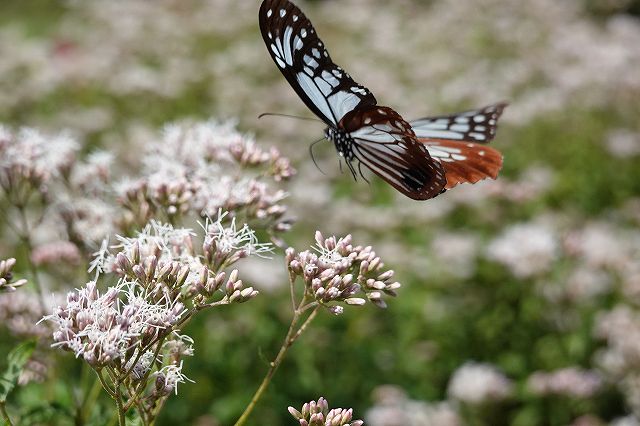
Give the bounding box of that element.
[357,161,370,185]
[345,159,358,181]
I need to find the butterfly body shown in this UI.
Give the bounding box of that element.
[325,127,355,161]
[259,0,506,200]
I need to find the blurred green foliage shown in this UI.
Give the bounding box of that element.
[1,1,640,425]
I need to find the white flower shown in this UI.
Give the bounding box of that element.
[366,385,460,426]
[202,211,273,258]
[527,367,602,398]
[487,221,558,278]
[155,361,193,395]
[605,129,640,158]
[431,232,479,279]
[447,362,513,404]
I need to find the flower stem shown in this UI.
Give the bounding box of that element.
[233,295,319,426]
[16,205,47,313]
[79,375,103,424]
[115,384,126,426]
[0,401,14,426]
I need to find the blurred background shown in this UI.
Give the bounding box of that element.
[1,0,640,424]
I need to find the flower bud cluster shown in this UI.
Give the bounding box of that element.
[114,121,294,233]
[287,232,401,313]
[90,218,263,308]
[202,213,273,270]
[192,267,258,305]
[288,397,363,426]
[0,258,27,292]
[0,126,78,204]
[229,138,295,182]
[46,279,187,368]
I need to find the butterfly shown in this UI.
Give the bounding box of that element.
[259,0,506,200]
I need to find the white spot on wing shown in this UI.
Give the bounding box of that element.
[296,72,334,124]
[413,129,464,140]
[450,124,470,132]
[314,76,332,95]
[267,9,272,18]
[304,55,318,68]
[280,9,286,17]
[282,26,294,65]
[322,71,339,87]
[329,91,361,121]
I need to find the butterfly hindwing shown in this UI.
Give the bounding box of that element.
[259,0,377,126]
[411,103,507,143]
[420,139,503,189]
[341,106,447,200]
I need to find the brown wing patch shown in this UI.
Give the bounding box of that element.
[419,139,503,189]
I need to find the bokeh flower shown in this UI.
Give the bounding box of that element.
[447,362,514,404]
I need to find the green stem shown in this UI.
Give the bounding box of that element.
[79,375,103,425]
[96,369,117,399]
[16,205,47,313]
[123,335,167,412]
[0,401,14,426]
[233,295,319,426]
[115,384,125,426]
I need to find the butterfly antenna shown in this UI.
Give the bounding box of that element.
[309,136,328,175]
[258,112,323,123]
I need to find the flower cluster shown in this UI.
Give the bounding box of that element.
[288,397,363,426]
[527,367,602,398]
[0,291,48,338]
[0,258,27,293]
[487,221,559,278]
[0,126,78,204]
[286,232,400,314]
[447,362,514,405]
[365,385,460,426]
[45,216,267,421]
[115,121,294,233]
[47,280,186,367]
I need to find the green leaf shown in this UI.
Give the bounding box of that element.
[125,409,143,426]
[0,340,36,402]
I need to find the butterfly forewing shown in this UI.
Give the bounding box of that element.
[342,106,447,200]
[259,0,377,126]
[411,103,507,143]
